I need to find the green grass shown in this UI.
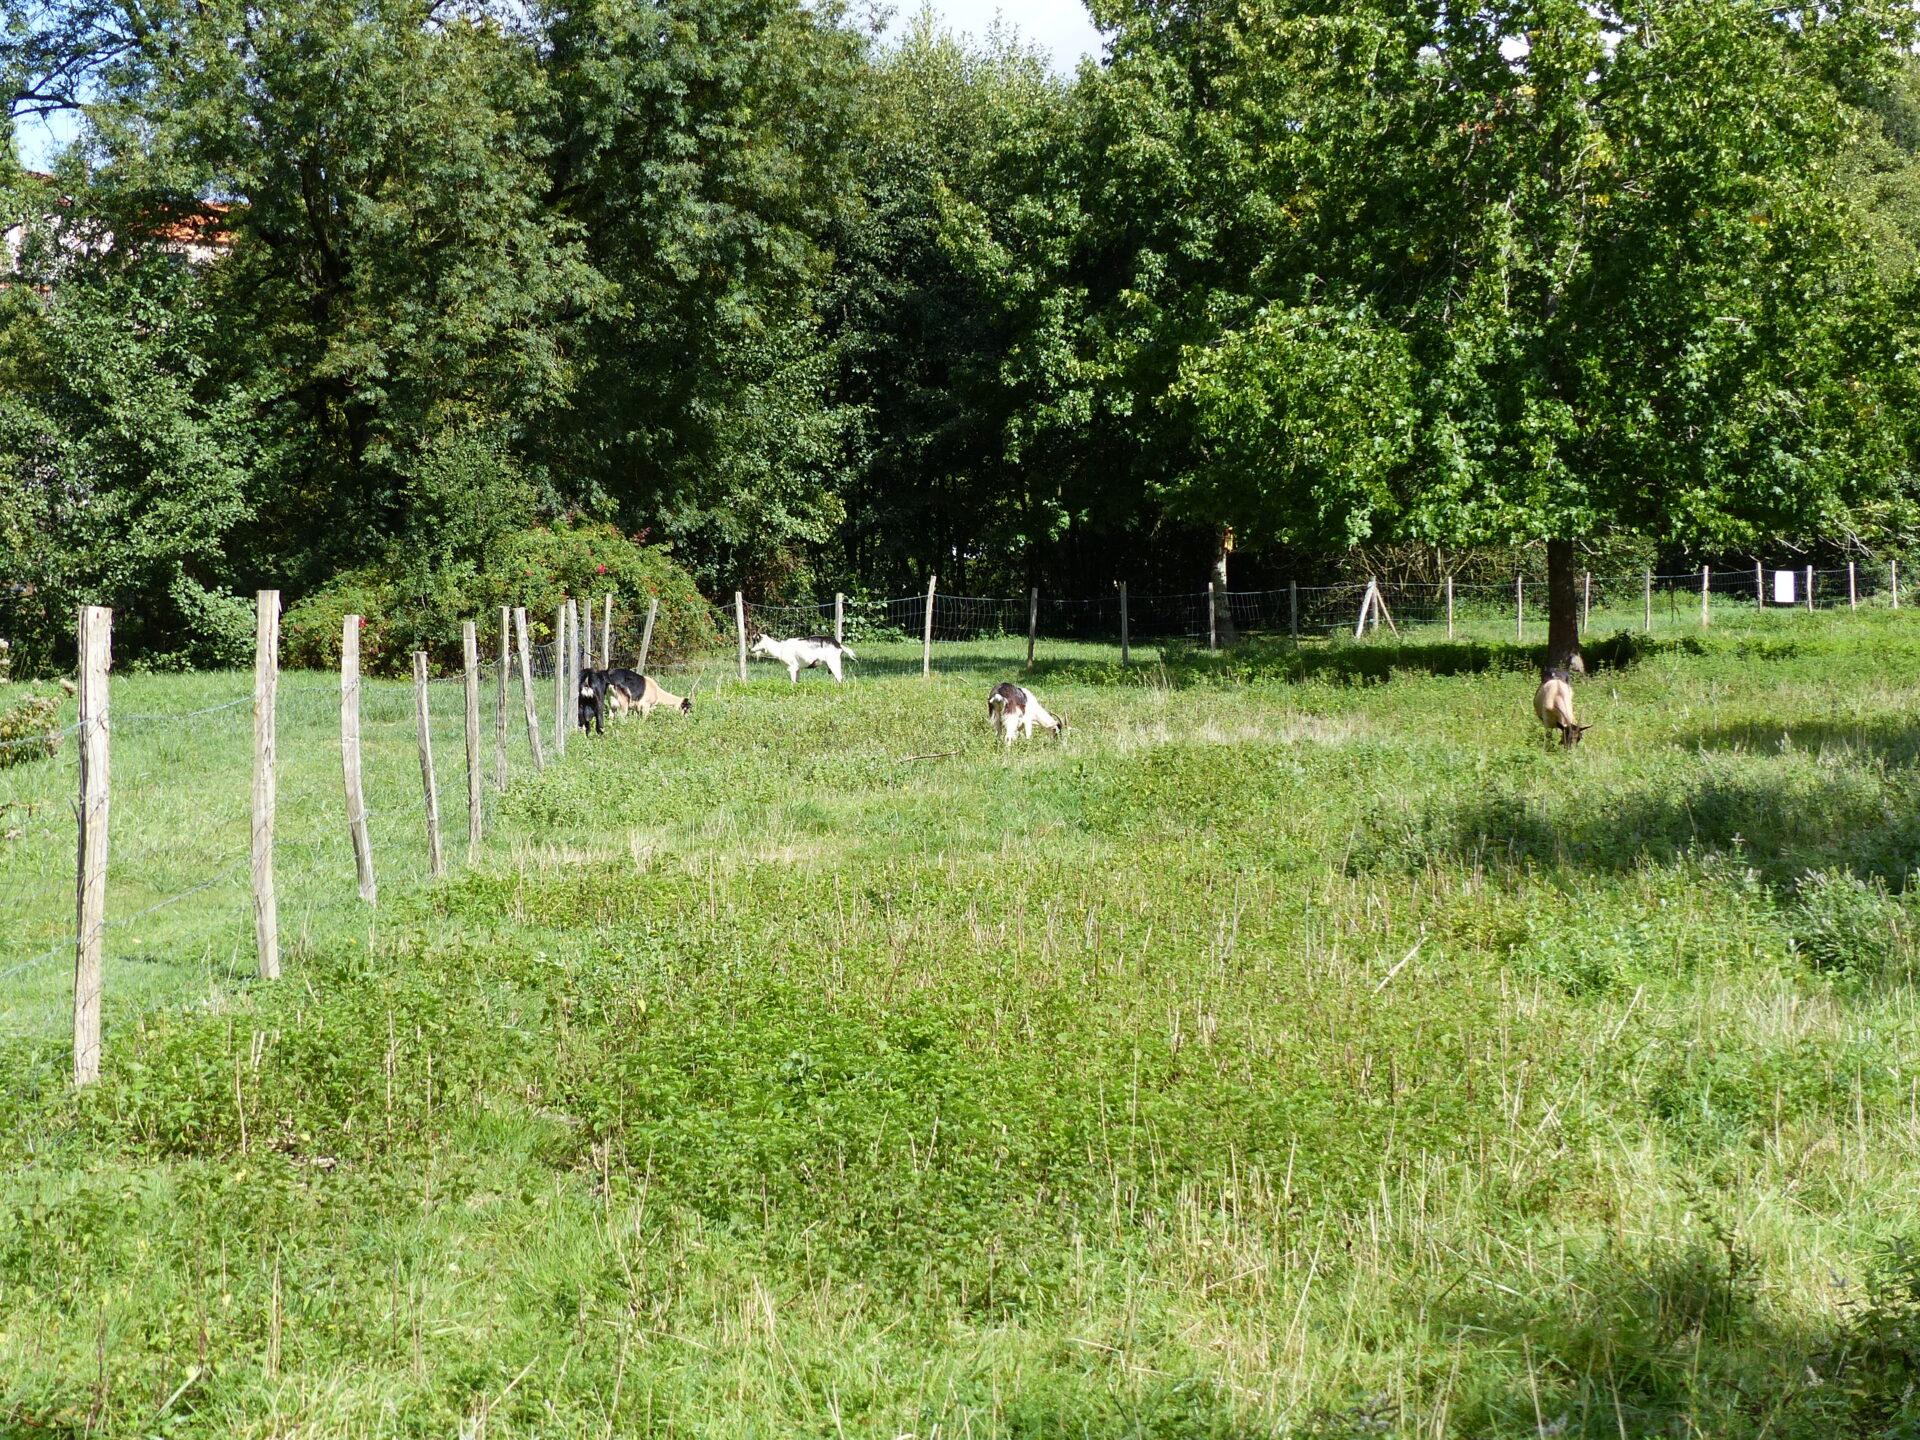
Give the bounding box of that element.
[4,607,1920,1437]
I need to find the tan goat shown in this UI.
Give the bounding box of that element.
[1534,667,1591,748]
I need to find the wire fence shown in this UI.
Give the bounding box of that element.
[629,563,1906,687]
[0,652,549,1051]
[2,563,1901,1056]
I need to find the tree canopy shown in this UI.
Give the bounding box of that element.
[4,0,1919,666]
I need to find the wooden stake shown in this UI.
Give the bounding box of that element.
[600,594,613,670]
[251,591,280,982]
[1756,561,1765,609]
[1893,560,1901,609]
[462,622,482,860]
[513,607,544,771]
[922,576,937,678]
[1849,561,1858,610]
[1354,581,1377,639]
[1444,577,1453,639]
[1644,569,1652,633]
[834,592,845,647]
[1515,575,1524,642]
[1581,572,1591,632]
[553,601,569,756]
[412,652,444,879]
[1120,581,1132,665]
[1806,566,1814,613]
[1288,579,1299,642]
[1700,566,1710,627]
[341,616,376,904]
[735,592,749,683]
[638,597,659,675]
[1209,581,1219,651]
[73,604,111,1087]
[1026,587,1039,671]
[494,607,509,791]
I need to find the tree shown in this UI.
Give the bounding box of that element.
[536,0,868,593]
[1086,0,1920,664]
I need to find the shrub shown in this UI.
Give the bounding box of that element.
[0,694,62,769]
[284,522,720,675]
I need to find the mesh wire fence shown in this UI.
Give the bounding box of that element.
[7,565,1902,1047]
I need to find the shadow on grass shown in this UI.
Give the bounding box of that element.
[1372,766,1920,888]
[1046,631,1700,689]
[1678,716,1920,768]
[1417,1234,1877,1438]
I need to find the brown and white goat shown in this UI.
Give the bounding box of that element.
[987,682,1066,745]
[604,668,692,718]
[1534,667,1591,748]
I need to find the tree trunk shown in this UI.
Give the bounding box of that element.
[1545,538,1583,673]
[1212,526,1237,646]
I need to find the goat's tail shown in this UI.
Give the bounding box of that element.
[838,644,856,660]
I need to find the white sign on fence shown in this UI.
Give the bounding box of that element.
[1773,569,1796,605]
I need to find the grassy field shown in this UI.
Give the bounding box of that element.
[4,609,1920,1437]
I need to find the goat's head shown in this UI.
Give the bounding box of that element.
[1560,722,1592,748]
[748,635,777,658]
[679,694,693,714]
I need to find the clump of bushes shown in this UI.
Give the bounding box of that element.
[0,694,62,769]
[284,522,719,676]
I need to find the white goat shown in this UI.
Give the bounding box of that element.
[749,634,854,683]
[987,682,1066,745]
[1534,667,1590,748]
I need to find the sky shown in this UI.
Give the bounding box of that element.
[885,0,1104,72]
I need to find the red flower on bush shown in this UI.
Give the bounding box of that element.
[596,564,607,574]
[358,617,368,628]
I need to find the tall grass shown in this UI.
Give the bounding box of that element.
[3,606,1919,1436]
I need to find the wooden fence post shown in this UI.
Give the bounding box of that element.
[73,604,111,1087]
[494,607,509,791]
[412,652,444,879]
[638,597,659,675]
[341,616,376,904]
[1515,575,1524,642]
[252,591,280,982]
[1644,569,1652,633]
[1208,582,1219,651]
[462,622,482,861]
[834,592,845,647]
[1288,580,1299,642]
[1849,562,1858,610]
[1700,566,1710,627]
[735,592,749,683]
[513,607,544,771]
[1026,587,1039,671]
[1893,560,1901,609]
[1806,566,1815,613]
[922,576,937,678]
[601,594,613,670]
[1444,577,1454,639]
[1120,581,1132,665]
[553,601,569,756]
[1755,561,1765,609]
[1581,572,1591,633]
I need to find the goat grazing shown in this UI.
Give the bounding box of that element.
[987,682,1066,745]
[1534,667,1591,748]
[749,634,855,683]
[603,668,693,718]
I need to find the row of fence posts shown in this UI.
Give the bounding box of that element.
[725,561,1902,673]
[67,590,657,1087]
